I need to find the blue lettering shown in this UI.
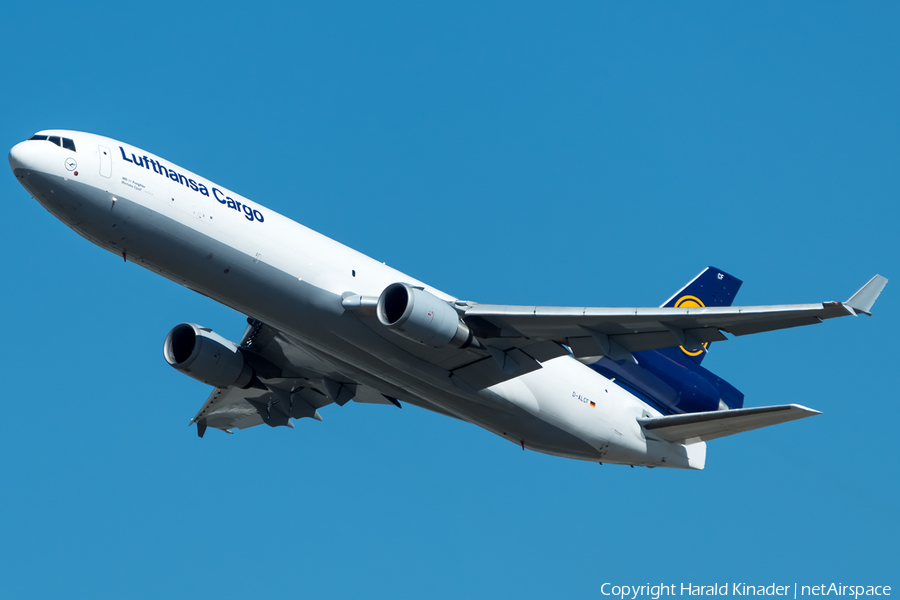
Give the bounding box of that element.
[117,150,261,223]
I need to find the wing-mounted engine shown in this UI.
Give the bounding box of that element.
[171,319,401,436]
[341,284,561,390]
[163,323,253,389]
[376,282,480,349]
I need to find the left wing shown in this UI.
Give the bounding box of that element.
[189,319,397,436]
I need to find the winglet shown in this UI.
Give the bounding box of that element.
[846,275,888,316]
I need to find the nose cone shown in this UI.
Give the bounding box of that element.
[9,141,35,174]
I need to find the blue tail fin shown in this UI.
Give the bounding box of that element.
[589,267,745,414]
[661,266,743,310]
[660,266,742,364]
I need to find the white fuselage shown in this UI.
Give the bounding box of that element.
[9,130,705,469]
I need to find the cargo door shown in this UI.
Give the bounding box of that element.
[98,145,112,178]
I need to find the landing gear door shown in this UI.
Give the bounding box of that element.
[98,146,112,178]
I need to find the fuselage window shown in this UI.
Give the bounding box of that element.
[62,138,76,152]
[48,136,61,147]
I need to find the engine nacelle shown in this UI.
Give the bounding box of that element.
[376,283,474,348]
[163,323,253,388]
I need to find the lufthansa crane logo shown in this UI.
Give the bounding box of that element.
[674,295,709,356]
[65,158,77,171]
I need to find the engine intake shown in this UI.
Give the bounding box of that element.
[376,283,475,348]
[163,323,253,389]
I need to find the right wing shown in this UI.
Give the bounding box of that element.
[462,275,888,363]
[344,274,887,392]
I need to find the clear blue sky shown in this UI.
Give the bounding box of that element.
[2,2,897,598]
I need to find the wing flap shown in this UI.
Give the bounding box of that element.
[638,404,821,444]
[191,377,327,435]
[192,386,267,434]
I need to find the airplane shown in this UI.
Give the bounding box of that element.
[8,129,887,470]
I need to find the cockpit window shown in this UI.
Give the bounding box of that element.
[27,134,76,152]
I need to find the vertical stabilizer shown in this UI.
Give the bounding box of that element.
[590,267,746,414]
[659,266,743,364]
[661,266,743,309]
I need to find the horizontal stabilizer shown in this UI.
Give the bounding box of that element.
[638,404,820,444]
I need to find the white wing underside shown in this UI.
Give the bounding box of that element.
[189,320,396,436]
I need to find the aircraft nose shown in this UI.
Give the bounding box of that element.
[9,141,34,174]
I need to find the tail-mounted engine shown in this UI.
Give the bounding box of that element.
[163,323,253,388]
[376,283,477,348]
